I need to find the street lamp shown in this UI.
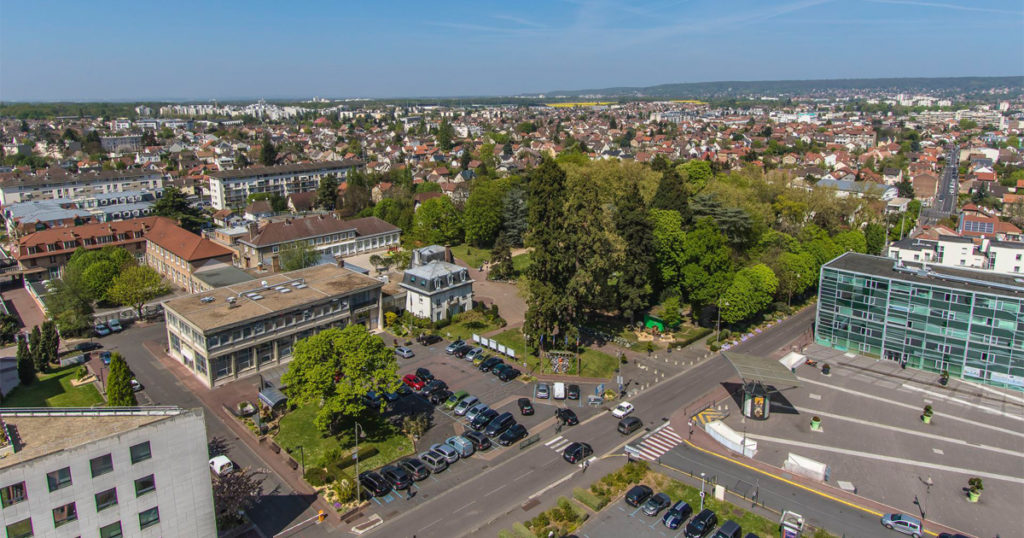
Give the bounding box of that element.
[354,421,365,503]
[700,472,707,511]
[717,300,729,343]
[296,445,304,475]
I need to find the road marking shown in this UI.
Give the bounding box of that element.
[747,433,1024,483]
[544,436,565,447]
[514,470,534,481]
[808,393,821,400]
[528,471,576,499]
[488,483,508,496]
[933,448,944,455]
[902,384,1023,420]
[455,500,475,511]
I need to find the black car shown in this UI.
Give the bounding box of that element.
[498,367,520,381]
[395,384,412,397]
[75,342,102,352]
[471,409,499,431]
[555,408,579,426]
[642,492,672,516]
[417,334,442,346]
[479,357,503,372]
[383,390,401,402]
[462,430,492,451]
[685,509,718,538]
[517,397,534,415]
[424,379,448,394]
[429,389,453,405]
[484,412,515,437]
[358,471,392,497]
[497,423,528,446]
[379,465,412,490]
[562,442,592,464]
[415,367,434,381]
[398,458,431,481]
[567,384,580,400]
[662,501,693,530]
[454,344,473,358]
[625,485,653,506]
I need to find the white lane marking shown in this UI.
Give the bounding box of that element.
[933,448,944,455]
[902,384,1023,420]
[809,393,821,400]
[544,436,565,447]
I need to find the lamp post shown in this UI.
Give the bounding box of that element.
[296,445,304,475]
[700,472,706,511]
[717,300,729,343]
[354,421,364,503]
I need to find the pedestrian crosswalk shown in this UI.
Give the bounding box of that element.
[544,435,574,453]
[633,425,683,461]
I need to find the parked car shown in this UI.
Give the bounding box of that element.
[465,403,489,423]
[470,409,499,431]
[552,382,566,399]
[398,458,431,481]
[383,390,401,402]
[554,408,579,426]
[395,384,412,397]
[417,334,442,346]
[663,501,693,530]
[94,323,111,337]
[445,390,469,410]
[625,485,653,507]
[402,374,425,391]
[418,450,448,473]
[491,363,511,377]
[453,345,473,358]
[480,357,503,372]
[498,366,520,381]
[358,471,392,497]
[567,384,580,400]
[465,348,484,362]
[472,353,489,366]
[462,430,492,451]
[130,379,143,392]
[536,383,550,399]
[107,319,123,332]
[380,465,412,490]
[424,379,448,395]
[445,435,475,458]
[429,389,453,405]
[517,397,534,415]
[100,351,113,365]
[209,455,234,476]
[712,520,742,538]
[395,346,415,359]
[75,342,102,352]
[453,395,479,416]
[445,340,465,354]
[685,509,719,538]
[881,513,923,538]
[643,493,672,516]
[562,442,592,464]
[415,367,434,381]
[363,391,382,408]
[612,401,635,418]
[618,416,643,435]
[429,443,460,464]
[484,412,515,437]
[497,424,528,446]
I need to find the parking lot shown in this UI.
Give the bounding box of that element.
[582,500,688,538]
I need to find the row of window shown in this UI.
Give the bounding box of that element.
[5,507,158,538]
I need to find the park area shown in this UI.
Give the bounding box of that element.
[1,364,103,408]
[491,328,621,378]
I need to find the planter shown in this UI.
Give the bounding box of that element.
[810,417,822,431]
[821,364,831,375]
[922,414,932,424]
[967,490,980,503]
[939,377,948,386]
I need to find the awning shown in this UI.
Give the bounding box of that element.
[779,352,807,370]
[258,387,288,408]
[722,351,801,388]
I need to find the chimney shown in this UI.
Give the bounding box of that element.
[412,248,421,267]
[444,245,453,264]
[247,221,259,241]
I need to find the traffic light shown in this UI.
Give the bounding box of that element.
[317,510,326,522]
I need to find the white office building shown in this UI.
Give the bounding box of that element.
[207,160,361,210]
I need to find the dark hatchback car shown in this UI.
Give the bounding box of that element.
[462,430,492,451]
[379,465,412,490]
[625,485,654,507]
[555,408,579,426]
[415,367,434,381]
[498,366,520,381]
[485,412,515,437]
[567,384,580,400]
[453,345,473,358]
[471,409,500,431]
[424,379,448,395]
[517,397,534,415]
[663,500,693,530]
[685,509,718,538]
[417,334,442,346]
[358,471,392,497]
[398,458,431,481]
[562,442,592,464]
[497,423,528,446]
[480,357,503,372]
[429,389,453,405]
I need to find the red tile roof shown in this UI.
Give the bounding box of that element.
[145,218,233,261]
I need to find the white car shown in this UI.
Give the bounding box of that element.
[107,319,123,332]
[209,455,234,476]
[611,402,635,418]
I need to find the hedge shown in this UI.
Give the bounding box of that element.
[573,487,607,511]
[304,467,332,487]
[676,327,713,348]
[334,445,379,472]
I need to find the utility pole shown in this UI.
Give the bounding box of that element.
[354,421,364,503]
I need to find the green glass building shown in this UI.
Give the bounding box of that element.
[815,252,1024,392]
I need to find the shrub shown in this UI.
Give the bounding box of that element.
[573,487,607,511]
[333,446,378,472]
[709,341,722,352]
[720,329,732,339]
[76,366,89,380]
[304,467,330,487]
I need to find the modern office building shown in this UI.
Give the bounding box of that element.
[163,262,384,388]
[0,407,215,537]
[207,160,361,210]
[815,252,1024,392]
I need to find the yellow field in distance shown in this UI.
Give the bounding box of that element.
[545,102,616,107]
[670,100,706,104]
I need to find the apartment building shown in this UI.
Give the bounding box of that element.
[99,135,142,153]
[889,235,1024,274]
[237,215,400,271]
[207,160,361,210]
[144,219,237,294]
[163,262,384,388]
[815,252,1024,392]
[400,245,474,322]
[0,407,215,537]
[3,190,160,237]
[0,169,164,205]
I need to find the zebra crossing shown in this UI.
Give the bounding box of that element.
[544,435,575,453]
[633,425,683,461]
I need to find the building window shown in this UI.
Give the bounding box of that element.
[0,481,27,507]
[139,507,160,529]
[95,488,118,511]
[90,454,114,477]
[46,467,72,492]
[130,441,152,464]
[52,502,77,527]
[134,475,156,497]
[99,521,123,538]
[4,518,33,538]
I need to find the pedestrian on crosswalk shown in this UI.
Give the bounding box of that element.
[581,460,589,473]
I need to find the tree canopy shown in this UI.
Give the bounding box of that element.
[412,196,463,246]
[152,187,207,233]
[106,266,169,318]
[106,352,137,406]
[278,241,321,272]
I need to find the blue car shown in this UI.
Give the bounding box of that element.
[94,323,111,337]
[663,500,693,529]
[100,351,112,365]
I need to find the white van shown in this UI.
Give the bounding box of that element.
[209,455,234,476]
[553,382,566,400]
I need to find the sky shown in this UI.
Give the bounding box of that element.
[1,0,1022,101]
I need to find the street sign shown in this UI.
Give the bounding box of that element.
[596,383,605,395]
[699,491,705,498]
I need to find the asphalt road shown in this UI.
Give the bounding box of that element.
[731,306,815,357]
[921,145,959,224]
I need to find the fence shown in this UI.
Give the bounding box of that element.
[652,460,781,518]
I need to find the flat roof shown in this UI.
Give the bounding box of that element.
[721,351,801,388]
[193,266,256,288]
[165,263,383,333]
[825,252,1024,298]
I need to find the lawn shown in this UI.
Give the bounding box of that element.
[449,244,491,268]
[441,309,502,342]
[491,328,620,378]
[511,252,532,275]
[1,365,103,408]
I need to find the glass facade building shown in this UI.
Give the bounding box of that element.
[816,253,1024,392]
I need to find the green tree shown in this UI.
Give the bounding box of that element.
[259,134,278,166]
[29,326,46,374]
[106,266,168,318]
[152,187,207,233]
[213,468,264,529]
[649,208,687,296]
[833,229,867,253]
[613,182,654,321]
[317,175,340,210]
[412,196,463,245]
[373,197,414,232]
[437,119,454,151]
[681,159,713,193]
[896,178,915,198]
[64,246,135,301]
[660,295,681,328]
[771,251,816,304]
[500,186,528,247]
[463,178,509,247]
[279,241,321,272]
[40,320,59,371]
[524,160,575,349]
[650,168,688,217]
[0,314,19,345]
[460,150,472,171]
[106,352,137,406]
[246,192,287,213]
[680,217,733,314]
[16,338,35,386]
[44,276,95,335]
[720,264,778,324]
[563,172,624,319]
[280,325,400,434]
[488,233,515,281]
[865,222,887,255]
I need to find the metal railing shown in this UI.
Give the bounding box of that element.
[0,406,185,417]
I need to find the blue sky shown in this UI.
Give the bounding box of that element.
[1,0,1021,101]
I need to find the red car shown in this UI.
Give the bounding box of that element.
[402,374,425,391]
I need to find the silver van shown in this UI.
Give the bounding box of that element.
[445,435,476,458]
[419,450,449,473]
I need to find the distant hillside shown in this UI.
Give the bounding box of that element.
[546,76,1024,99]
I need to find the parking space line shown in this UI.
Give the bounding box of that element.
[629,506,643,517]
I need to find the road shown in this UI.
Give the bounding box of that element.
[921,144,959,225]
